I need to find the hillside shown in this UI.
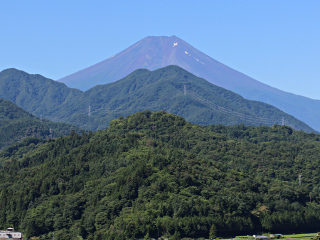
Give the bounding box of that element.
[0,68,81,118]
[58,36,320,132]
[0,66,315,133]
[0,98,82,150]
[1,111,320,239]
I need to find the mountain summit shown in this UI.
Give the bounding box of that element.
[59,35,265,92]
[58,36,320,131]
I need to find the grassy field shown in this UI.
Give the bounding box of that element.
[221,233,319,240]
[282,233,317,239]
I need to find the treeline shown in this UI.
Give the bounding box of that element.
[1,111,320,239]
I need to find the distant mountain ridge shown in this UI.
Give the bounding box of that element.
[58,36,320,132]
[0,66,314,133]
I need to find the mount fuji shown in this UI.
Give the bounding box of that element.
[59,36,320,131]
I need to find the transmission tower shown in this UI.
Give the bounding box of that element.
[299,175,302,186]
[282,117,285,126]
[88,105,91,116]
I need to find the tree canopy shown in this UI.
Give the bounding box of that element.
[0,111,320,239]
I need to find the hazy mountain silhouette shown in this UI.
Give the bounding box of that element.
[58,36,320,132]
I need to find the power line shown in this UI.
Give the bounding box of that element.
[78,84,298,130]
[187,90,282,125]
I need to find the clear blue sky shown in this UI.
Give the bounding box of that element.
[1,0,320,99]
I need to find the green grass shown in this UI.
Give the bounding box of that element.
[228,233,318,240]
[282,233,317,239]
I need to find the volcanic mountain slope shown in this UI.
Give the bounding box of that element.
[58,36,320,132]
[0,98,82,150]
[0,66,314,133]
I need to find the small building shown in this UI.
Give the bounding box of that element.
[0,228,23,239]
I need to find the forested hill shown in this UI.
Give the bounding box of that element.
[1,111,320,239]
[0,68,81,118]
[0,67,315,132]
[0,98,82,150]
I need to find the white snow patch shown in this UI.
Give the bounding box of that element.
[195,58,199,61]
[185,51,188,54]
[107,55,115,60]
[173,42,178,47]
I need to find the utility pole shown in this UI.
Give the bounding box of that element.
[184,85,186,96]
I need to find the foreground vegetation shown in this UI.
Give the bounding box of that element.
[1,111,320,239]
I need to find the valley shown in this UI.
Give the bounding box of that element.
[0,98,81,152]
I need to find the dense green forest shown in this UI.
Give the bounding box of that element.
[0,67,314,132]
[0,68,81,117]
[1,111,320,239]
[0,98,82,150]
